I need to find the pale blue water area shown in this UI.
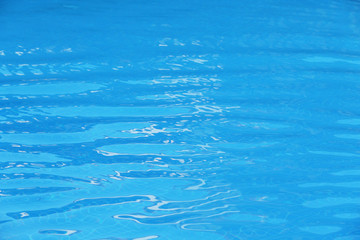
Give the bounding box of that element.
[1,0,360,239]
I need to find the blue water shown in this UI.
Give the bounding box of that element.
[1,0,360,239]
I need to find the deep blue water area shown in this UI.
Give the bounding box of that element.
[1,0,360,239]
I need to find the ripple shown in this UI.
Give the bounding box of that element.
[38,229,79,236]
[113,205,236,225]
[7,195,156,219]
[0,173,91,184]
[303,56,360,65]
[98,144,205,156]
[0,186,76,196]
[0,82,103,95]
[299,181,360,188]
[309,151,360,158]
[0,151,67,162]
[25,106,191,118]
[0,122,152,145]
[300,226,342,235]
[1,0,360,238]
[303,197,360,208]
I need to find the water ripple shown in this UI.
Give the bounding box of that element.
[1,0,360,239]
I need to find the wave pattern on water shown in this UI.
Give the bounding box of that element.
[1,0,360,239]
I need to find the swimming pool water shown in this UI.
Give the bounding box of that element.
[1,0,360,239]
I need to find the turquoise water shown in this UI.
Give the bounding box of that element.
[1,0,360,239]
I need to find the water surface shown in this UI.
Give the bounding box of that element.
[1,0,360,239]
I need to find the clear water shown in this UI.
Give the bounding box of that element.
[1,0,360,239]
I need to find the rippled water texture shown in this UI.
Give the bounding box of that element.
[1,0,360,239]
